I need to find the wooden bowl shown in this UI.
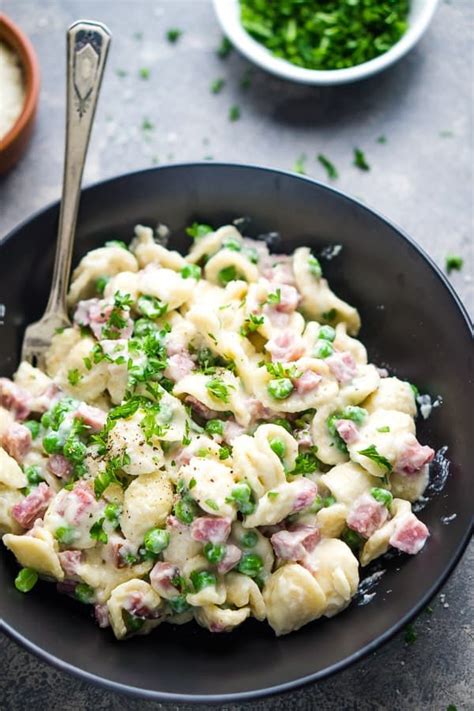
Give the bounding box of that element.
[0,13,40,174]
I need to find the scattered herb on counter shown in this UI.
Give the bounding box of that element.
[239,0,410,71]
[229,105,241,121]
[404,623,417,644]
[445,254,463,274]
[211,78,225,94]
[167,28,182,43]
[240,68,253,89]
[133,31,143,41]
[317,154,338,180]
[217,36,233,59]
[139,67,150,80]
[115,69,128,78]
[141,118,154,132]
[293,154,306,175]
[353,148,370,171]
[439,130,454,138]
[377,135,387,144]
[447,706,458,711]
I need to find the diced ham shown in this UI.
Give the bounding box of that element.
[265,331,305,362]
[1,422,32,462]
[335,419,360,444]
[11,483,54,529]
[74,402,107,431]
[94,603,110,628]
[190,516,231,544]
[58,550,83,576]
[47,454,74,480]
[0,378,31,420]
[57,580,78,596]
[347,493,388,538]
[389,513,429,554]
[271,524,320,561]
[55,480,96,523]
[291,479,318,512]
[74,298,133,340]
[294,370,321,394]
[164,351,195,381]
[125,592,159,619]
[264,308,291,329]
[167,514,188,531]
[395,435,435,475]
[273,284,300,313]
[217,544,242,574]
[165,335,187,357]
[261,255,296,286]
[150,561,181,597]
[184,395,220,421]
[326,351,357,384]
[31,383,62,414]
[223,419,246,444]
[247,398,275,422]
[376,367,389,378]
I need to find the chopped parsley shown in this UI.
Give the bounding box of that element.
[266,288,281,305]
[308,254,322,278]
[186,222,213,240]
[166,28,182,43]
[445,255,463,274]
[240,68,253,89]
[291,447,320,476]
[317,154,338,180]
[240,313,264,336]
[205,498,219,512]
[141,118,154,132]
[139,67,150,79]
[358,444,392,472]
[180,264,201,280]
[229,105,241,122]
[115,69,128,78]
[67,369,82,386]
[377,135,387,144]
[206,378,231,403]
[293,153,306,175]
[211,78,225,94]
[404,623,417,644]
[217,36,233,59]
[353,147,370,171]
[90,518,108,544]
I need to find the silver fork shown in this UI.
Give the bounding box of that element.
[21,20,111,368]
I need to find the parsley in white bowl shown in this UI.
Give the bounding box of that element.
[213,0,439,85]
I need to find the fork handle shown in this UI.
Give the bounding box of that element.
[44,20,111,318]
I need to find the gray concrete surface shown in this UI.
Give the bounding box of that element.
[0,1,472,709]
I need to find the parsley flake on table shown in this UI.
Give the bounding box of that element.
[167,28,182,43]
[229,105,241,122]
[217,36,233,59]
[317,154,338,180]
[240,68,253,89]
[115,69,127,78]
[445,255,463,274]
[211,78,225,94]
[404,623,417,644]
[377,135,387,144]
[353,148,370,171]
[139,67,150,79]
[141,118,154,132]
[293,154,306,175]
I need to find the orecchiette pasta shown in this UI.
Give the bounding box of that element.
[1,222,435,640]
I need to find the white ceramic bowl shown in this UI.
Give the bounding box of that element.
[213,0,439,85]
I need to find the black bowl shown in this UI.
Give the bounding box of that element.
[0,164,472,702]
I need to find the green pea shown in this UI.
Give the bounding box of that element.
[314,340,334,359]
[14,567,38,593]
[370,487,393,508]
[190,570,217,592]
[342,528,364,550]
[42,432,63,454]
[271,418,292,433]
[96,275,110,295]
[54,526,77,545]
[203,542,226,565]
[237,553,263,578]
[169,595,191,614]
[319,325,336,342]
[174,497,198,525]
[241,531,258,548]
[218,265,238,286]
[308,255,322,278]
[267,377,294,400]
[270,438,286,460]
[205,419,225,436]
[143,528,170,555]
[75,583,95,604]
[24,420,40,439]
[180,264,201,279]
[227,482,256,515]
[25,465,44,486]
[63,437,87,464]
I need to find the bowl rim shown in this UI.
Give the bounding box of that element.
[0,12,40,149]
[0,162,472,702]
[213,0,440,85]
